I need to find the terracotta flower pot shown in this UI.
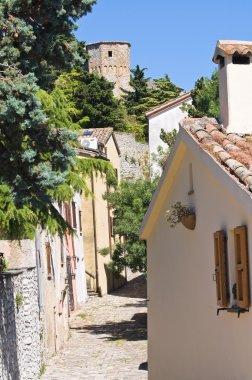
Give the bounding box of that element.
[180,214,196,230]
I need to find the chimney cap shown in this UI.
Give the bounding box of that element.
[213,40,252,63]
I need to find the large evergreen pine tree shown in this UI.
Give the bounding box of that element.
[123,66,182,141]
[56,69,126,130]
[0,1,98,238]
[2,0,96,88]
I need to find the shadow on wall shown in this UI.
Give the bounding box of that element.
[0,274,20,380]
[104,264,126,294]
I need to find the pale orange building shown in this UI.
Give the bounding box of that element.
[78,128,126,296]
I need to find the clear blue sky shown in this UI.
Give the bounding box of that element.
[76,0,252,91]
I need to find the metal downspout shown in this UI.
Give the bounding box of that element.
[91,173,100,294]
[35,229,42,312]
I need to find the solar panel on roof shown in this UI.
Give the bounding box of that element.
[83,131,93,136]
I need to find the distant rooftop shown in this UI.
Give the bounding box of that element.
[81,128,120,155]
[86,41,131,47]
[145,92,191,118]
[81,128,113,145]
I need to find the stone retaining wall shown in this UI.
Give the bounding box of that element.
[115,132,149,180]
[0,267,40,380]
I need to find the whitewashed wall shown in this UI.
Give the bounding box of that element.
[147,147,252,380]
[148,99,191,177]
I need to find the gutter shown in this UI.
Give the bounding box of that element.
[91,173,100,294]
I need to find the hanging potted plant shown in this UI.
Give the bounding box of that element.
[166,202,196,230]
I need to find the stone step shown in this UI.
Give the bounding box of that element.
[87,289,100,297]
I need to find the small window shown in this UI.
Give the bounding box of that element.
[79,210,82,234]
[108,50,113,57]
[72,201,77,229]
[188,163,194,195]
[60,238,64,267]
[232,55,250,65]
[46,242,52,279]
[219,56,225,69]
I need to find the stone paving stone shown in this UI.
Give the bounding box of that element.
[41,274,147,380]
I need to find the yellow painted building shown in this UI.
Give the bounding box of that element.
[78,128,126,296]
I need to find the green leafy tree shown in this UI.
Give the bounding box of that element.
[183,71,219,118]
[0,65,79,238]
[103,179,157,274]
[123,65,149,110]
[1,0,96,88]
[123,67,182,141]
[37,88,80,131]
[160,128,177,147]
[0,1,98,238]
[56,69,126,130]
[151,129,177,173]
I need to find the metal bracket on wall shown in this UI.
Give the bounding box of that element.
[217,307,249,318]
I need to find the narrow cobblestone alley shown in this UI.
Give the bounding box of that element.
[41,274,147,380]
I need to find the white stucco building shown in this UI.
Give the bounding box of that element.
[146,92,191,177]
[140,40,252,380]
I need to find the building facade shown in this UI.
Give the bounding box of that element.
[78,128,126,296]
[140,40,252,380]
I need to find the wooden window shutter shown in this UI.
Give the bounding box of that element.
[234,226,249,308]
[64,203,72,227]
[46,242,52,277]
[214,230,228,306]
[72,202,77,229]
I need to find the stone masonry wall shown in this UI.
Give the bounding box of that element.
[0,267,40,380]
[87,42,131,98]
[114,133,149,180]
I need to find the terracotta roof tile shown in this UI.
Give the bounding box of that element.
[181,117,252,193]
[81,128,113,146]
[213,40,252,63]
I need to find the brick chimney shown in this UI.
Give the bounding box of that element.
[213,40,252,133]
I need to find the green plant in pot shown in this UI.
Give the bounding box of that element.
[166,202,196,230]
[232,283,237,308]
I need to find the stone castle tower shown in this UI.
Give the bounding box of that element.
[86,41,131,98]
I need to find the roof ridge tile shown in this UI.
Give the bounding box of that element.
[182,117,252,193]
